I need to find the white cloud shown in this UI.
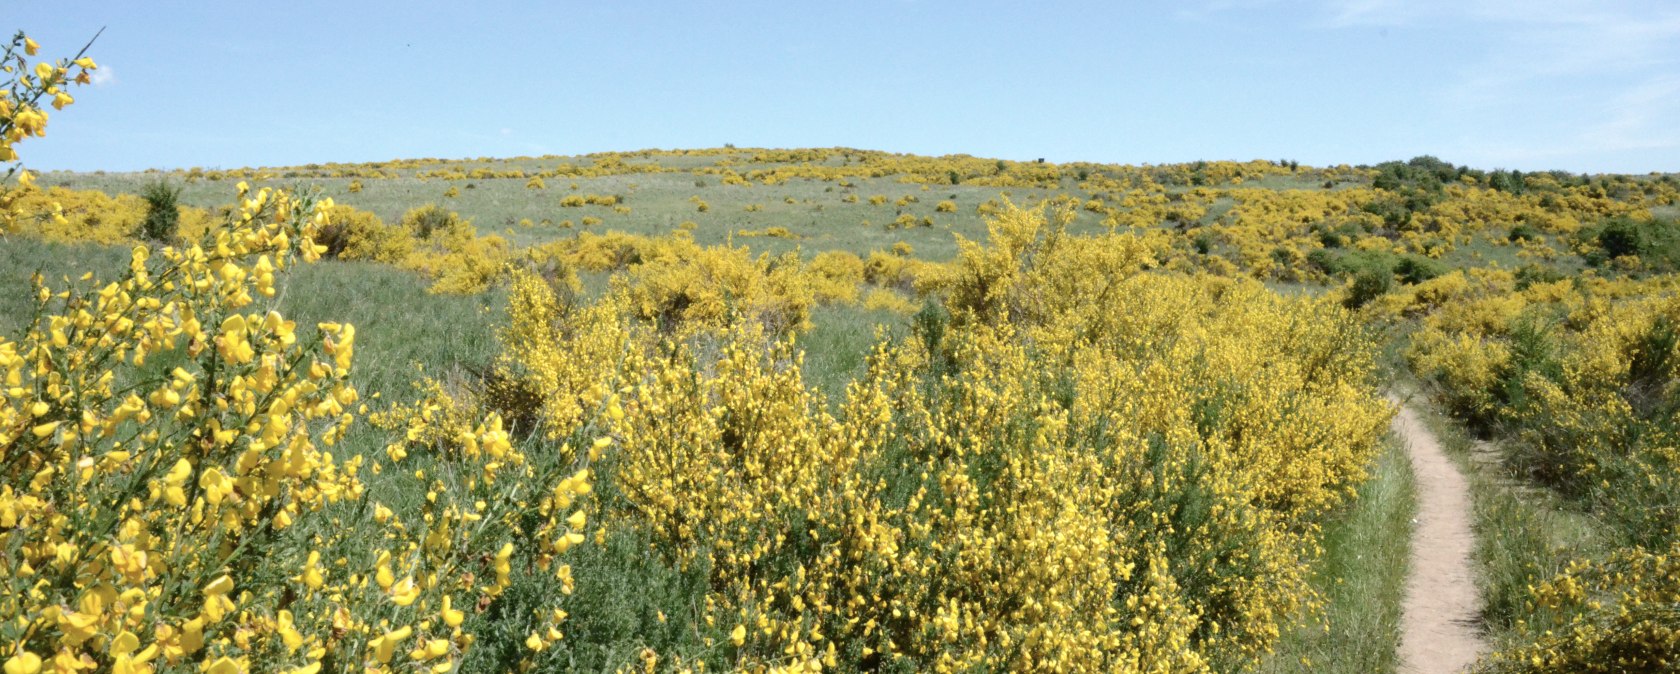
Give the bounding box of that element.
[1173,0,1678,169]
[89,64,116,87]
[1314,0,1680,169]
[1175,0,1283,20]
[1578,74,1680,152]
[1317,0,1427,27]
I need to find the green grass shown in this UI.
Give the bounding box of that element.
[797,303,910,405]
[1435,231,1546,272]
[38,156,1128,263]
[0,236,499,410]
[274,258,505,402]
[0,236,131,335]
[1262,434,1416,673]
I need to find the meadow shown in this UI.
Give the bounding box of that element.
[4,31,1680,674]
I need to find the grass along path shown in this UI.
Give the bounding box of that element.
[1391,398,1487,673]
[1259,433,1415,673]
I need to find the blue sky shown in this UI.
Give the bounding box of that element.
[14,1,1680,173]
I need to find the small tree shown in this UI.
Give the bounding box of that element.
[1598,217,1645,260]
[139,180,181,242]
[1395,255,1446,284]
[1343,267,1392,309]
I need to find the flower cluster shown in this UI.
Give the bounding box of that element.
[0,31,99,236]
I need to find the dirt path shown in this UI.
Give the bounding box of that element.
[1391,399,1487,673]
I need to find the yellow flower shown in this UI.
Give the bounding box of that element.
[204,656,240,674]
[389,576,421,606]
[198,467,233,505]
[3,652,42,674]
[13,109,45,136]
[371,625,412,664]
[277,610,305,652]
[410,639,450,661]
[297,551,325,589]
[441,594,465,627]
[51,91,72,111]
[731,624,747,647]
[23,37,39,55]
[110,631,140,656]
[203,574,234,596]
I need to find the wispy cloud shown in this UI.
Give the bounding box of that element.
[1433,2,1680,167]
[1196,0,1680,169]
[1175,0,1282,20]
[1574,74,1680,154]
[1316,0,1426,27]
[90,64,116,87]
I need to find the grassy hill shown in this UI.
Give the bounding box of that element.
[6,148,1679,673]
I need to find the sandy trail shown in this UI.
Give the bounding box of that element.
[1391,399,1487,673]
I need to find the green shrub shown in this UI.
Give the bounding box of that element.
[1513,264,1566,290]
[1193,233,1214,255]
[1588,216,1680,271]
[1309,248,1398,279]
[1318,229,1346,249]
[1597,217,1645,259]
[1395,255,1446,285]
[1343,267,1392,309]
[138,180,182,243]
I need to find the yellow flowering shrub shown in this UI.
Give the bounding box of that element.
[861,249,936,293]
[3,186,216,246]
[480,200,1391,672]
[312,204,412,263]
[861,287,917,314]
[622,245,814,335]
[0,42,611,670]
[803,250,864,304]
[1479,541,1680,673]
[15,185,630,674]
[379,205,511,294]
[0,183,605,674]
[0,31,100,236]
[1407,268,1680,672]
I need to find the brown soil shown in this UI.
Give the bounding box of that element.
[1392,400,1488,673]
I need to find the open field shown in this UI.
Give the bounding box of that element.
[5,143,1680,673]
[8,7,1680,671]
